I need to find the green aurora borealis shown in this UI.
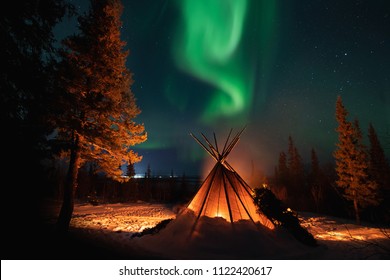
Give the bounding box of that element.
[175,0,250,123]
[116,0,390,177]
[174,0,278,124]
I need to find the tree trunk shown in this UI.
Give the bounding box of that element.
[56,133,81,233]
[353,190,360,224]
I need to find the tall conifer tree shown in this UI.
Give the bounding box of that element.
[368,123,390,188]
[55,0,146,232]
[126,160,136,178]
[287,136,305,197]
[334,96,378,223]
[1,0,70,257]
[277,151,288,188]
[308,148,324,212]
[368,123,390,217]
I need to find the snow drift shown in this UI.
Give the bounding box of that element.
[133,209,324,259]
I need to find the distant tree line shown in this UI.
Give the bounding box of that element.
[47,161,200,205]
[270,96,390,224]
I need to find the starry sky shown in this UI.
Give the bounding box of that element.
[62,0,390,180]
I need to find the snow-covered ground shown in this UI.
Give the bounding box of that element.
[61,202,389,259]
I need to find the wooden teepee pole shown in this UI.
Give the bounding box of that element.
[189,133,218,161]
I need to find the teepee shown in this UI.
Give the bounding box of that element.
[187,128,274,231]
[134,129,318,259]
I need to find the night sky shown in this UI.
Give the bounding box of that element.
[61,0,390,180]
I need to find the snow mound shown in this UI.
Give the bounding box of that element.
[133,210,324,259]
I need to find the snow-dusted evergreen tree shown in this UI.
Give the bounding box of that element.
[353,119,379,217]
[334,96,378,224]
[55,0,146,232]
